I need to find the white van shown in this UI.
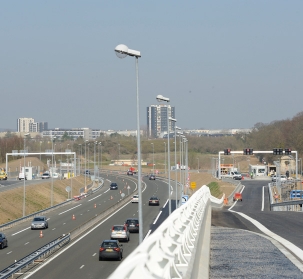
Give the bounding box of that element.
[18,173,27,180]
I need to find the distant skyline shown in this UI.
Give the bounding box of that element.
[1,1,302,131]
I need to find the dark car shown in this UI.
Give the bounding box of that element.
[99,240,123,261]
[127,171,133,175]
[124,218,139,233]
[149,196,160,206]
[110,182,118,190]
[0,233,8,249]
[149,174,156,180]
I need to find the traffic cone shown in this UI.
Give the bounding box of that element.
[39,230,43,238]
[94,203,96,208]
[72,214,76,220]
[120,190,122,194]
[110,196,113,200]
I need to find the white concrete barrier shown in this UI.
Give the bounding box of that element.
[109,185,223,279]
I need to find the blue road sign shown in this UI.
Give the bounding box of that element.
[182,195,189,205]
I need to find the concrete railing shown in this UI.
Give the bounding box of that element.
[109,185,223,279]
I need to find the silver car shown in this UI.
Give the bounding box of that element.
[110,225,130,242]
[31,216,48,230]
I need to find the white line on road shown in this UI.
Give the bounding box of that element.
[52,228,56,231]
[24,242,29,245]
[80,265,84,269]
[88,193,102,202]
[12,227,31,236]
[92,253,96,256]
[7,251,12,254]
[262,186,265,211]
[145,230,152,239]
[153,211,162,225]
[163,199,169,209]
[58,204,82,215]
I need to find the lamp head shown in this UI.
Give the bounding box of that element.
[156,95,170,102]
[115,44,141,58]
[169,117,177,122]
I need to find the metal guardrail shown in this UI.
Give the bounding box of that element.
[108,185,223,279]
[0,234,70,279]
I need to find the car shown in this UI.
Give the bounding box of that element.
[132,195,139,203]
[84,170,90,175]
[149,196,160,206]
[149,174,156,180]
[233,192,243,202]
[18,172,27,180]
[110,225,130,242]
[124,218,139,233]
[99,240,123,261]
[272,175,287,182]
[110,182,118,190]
[0,233,8,249]
[31,216,48,230]
[127,170,133,175]
[41,172,50,179]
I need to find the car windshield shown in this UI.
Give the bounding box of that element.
[133,195,138,198]
[150,197,158,200]
[126,219,138,225]
[111,183,117,186]
[102,242,118,248]
[33,217,44,221]
[113,226,124,231]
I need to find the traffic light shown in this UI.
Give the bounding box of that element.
[273,148,283,155]
[285,148,292,155]
[224,148,231,155]
[243,148,253,155]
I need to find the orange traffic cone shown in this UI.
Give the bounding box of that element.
[72,214,76,220]
[120,190,122,194]
[39,230,43,238]
[110,196,113,200]
[94,203,96,208]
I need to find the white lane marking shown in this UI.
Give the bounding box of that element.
[24,242,29,245]
[12,227,31,236]
[23,182,148,279]
[229,208,303,271]
[145,230,152,239]
[92,253,96,256]
[104,189,110,193]
[88,194,102,201]
[163,199,169,209]
[63,223,66,225]
[153,211,162,225]
[7,251,12,254]
[262,186,265,211]
[52,228,56,231]
[80,265,84,269]
[58,204,82,215]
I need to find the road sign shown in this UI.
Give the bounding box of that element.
[290,190,303,199]
[182,195,189,205]
[190,182,196,189]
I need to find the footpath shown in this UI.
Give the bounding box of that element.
[210,226,303,279]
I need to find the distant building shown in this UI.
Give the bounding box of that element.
[147,104,175,138]
[17,118,35,132]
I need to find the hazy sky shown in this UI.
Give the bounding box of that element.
[1,1,302,131]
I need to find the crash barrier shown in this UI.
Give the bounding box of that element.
[109,185,224,279]
[0,178,104,231]
[0,234,70,279]
[269,182,303,212]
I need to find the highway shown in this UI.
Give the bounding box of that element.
[212,179,303,250]
[0,173,172,278]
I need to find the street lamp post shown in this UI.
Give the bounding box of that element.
[174,126,181,208]
[94,141,97,178]
[99,142,102,175]
[118,143,120,169]
[51,136,56,207]
[151,143,154,174]
[156,94,173,215]
[115,44,143,243]
[23,133,29,217]
[197,157,200,173]
[85,140,88,192]
[164,142,166,175]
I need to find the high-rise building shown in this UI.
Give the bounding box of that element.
[17,118,35,133]
[147,104,175,138]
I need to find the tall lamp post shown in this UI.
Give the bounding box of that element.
[151,143,154,174]
[164,142,166,175]
[115,44,143,243]
[174,126,181,208]
[99,142,102,175]
[23,133,29,217]
[197,157,200,173]
[85,140,88,192]
[156,94,172,215]
[118,143,120,169]
[94,141,97,178]
[51,136,56,207]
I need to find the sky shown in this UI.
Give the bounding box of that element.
[1,1,303,131]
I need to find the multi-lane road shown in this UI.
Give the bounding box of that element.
[0,172,173,278]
